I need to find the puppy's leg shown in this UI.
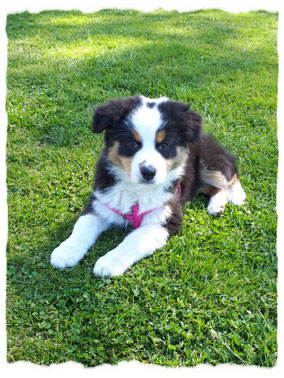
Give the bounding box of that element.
[199,184,228,216]
[199,172,246,216]
[51,214,110,269]
[93,224,169,277]
[198,134,246,215]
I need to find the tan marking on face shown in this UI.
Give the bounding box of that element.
[108,142,121,167]
[120,156,132,177]
[166,146,188,173]
[133,130,141,143]
[156,130,166,144]
[108,141,132,177]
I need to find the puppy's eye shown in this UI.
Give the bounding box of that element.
[127,140,138,149]
[158,142,168,151]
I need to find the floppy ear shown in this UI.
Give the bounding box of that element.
[184,106,202,144]
[92,96,141,134]
[159,100,202,143]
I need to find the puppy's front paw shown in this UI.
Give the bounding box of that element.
[93,250,128,277]
[207,191,228,216]
[51,241,87,269]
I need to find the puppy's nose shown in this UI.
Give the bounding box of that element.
[140,165,156,181]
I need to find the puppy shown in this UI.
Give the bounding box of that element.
[50,96,246,277]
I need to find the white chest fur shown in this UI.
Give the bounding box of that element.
[92,165,182,227]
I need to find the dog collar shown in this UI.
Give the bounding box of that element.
[103,184,181,229]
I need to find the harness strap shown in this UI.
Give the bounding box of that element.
[104,184,182,229]
[104,203,156,228]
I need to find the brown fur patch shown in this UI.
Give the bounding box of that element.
[108,142,132,177]
[156,130,166,144]
[133,130,141,143]
[231,173,239,185]
[120,156,132,177]
[108,142,121,167]
[200,162,228,189]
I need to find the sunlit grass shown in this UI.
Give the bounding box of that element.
[46,37,151,60]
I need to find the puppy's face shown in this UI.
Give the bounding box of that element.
[92,96,202,185]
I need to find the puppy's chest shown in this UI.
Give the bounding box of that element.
[95,181,172,214]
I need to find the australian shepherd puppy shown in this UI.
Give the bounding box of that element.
[51,95,246,277]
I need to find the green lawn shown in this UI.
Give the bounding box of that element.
[6,9,278,367]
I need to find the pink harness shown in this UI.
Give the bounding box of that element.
[104,184,182,229]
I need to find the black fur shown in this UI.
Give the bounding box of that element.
[81,192,97,216]
[116,130,142,158]
[180,143,201,204]
[93,149,118,191]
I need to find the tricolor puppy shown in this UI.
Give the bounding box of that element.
[51,96,246,277]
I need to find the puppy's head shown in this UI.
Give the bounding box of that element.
[92,95,202,185]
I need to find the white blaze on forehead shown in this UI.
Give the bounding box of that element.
[130,97,168,143]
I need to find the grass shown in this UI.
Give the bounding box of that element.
[6,9,278,367]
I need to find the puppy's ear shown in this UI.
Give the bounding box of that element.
[184,106,202,144]
[159,100,202,143]
[92,99,122,134]
[92,96,142,134]
[173,102,202,143]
